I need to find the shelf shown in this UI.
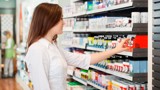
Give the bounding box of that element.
[87,81,106,90]
[86,47,147,57]
[86,47,105,52]
[73,76,87,85]
[63,23,147,33]
[86,8,106,15]
[87,27,132,32]
[90,65,147,82]
[16,74,31,90]
[117,48,147,57]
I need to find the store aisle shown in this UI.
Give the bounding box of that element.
[0,78,23,90]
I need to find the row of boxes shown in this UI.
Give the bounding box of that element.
[94,59,148,74]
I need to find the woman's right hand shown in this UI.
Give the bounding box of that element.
[114,38,130,53]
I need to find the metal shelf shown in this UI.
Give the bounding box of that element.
[90,65,147,82]
[86,47,147,57]
[86,8,106,15]
[86,47,105,52]
[86,27,132,32]
[117,48,147,57]
[63,23,147,33]
[73,76,87,86]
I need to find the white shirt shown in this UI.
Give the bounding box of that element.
[5,38,12,49]
[25,38,91,90]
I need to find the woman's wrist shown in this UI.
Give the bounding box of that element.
[113,47,123,54]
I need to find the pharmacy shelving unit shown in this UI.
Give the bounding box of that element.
[63,0,148,89]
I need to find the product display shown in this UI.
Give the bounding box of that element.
[109,79,147,90]
[64,16,145,31]
[63,0,132,16]
[67,34,148,53]
[63,0,148,89]
[71,66,147,90]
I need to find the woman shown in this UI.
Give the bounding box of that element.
[3,31,15,78]
[25,3,129,90]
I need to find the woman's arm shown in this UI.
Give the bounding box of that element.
[59,38,129,69]
[90,38,129,64]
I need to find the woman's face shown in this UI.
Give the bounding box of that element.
[6,33,11,39]
[49,17,64,35]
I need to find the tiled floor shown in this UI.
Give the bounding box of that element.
[0,78,23,90]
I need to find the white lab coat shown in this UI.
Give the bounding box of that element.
[25,38,91,90]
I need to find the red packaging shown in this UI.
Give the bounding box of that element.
[133,35,148,48]
[129,85,136,90]
[95,72,99,82]
[140,84,146,90]
[126,35,148,52]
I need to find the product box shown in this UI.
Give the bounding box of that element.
[133,35,148,48]
[139,60,148,73]
[87,1,93,11]
[126,35,148,52]
[67,81,83,90]
[129,60,140,73]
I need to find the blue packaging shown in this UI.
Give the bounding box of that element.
[139,60,147,73]
[87,1,93,11]
[129,60,140,73]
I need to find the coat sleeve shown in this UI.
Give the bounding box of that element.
[25,47,50,90]
[59,47,91,70]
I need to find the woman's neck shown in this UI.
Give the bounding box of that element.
[44,35,53,43]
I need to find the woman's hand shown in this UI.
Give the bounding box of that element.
[115,38,130,53]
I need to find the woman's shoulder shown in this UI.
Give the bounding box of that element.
[28,41,46,53]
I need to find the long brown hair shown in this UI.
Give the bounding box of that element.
[27,3,62,48]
